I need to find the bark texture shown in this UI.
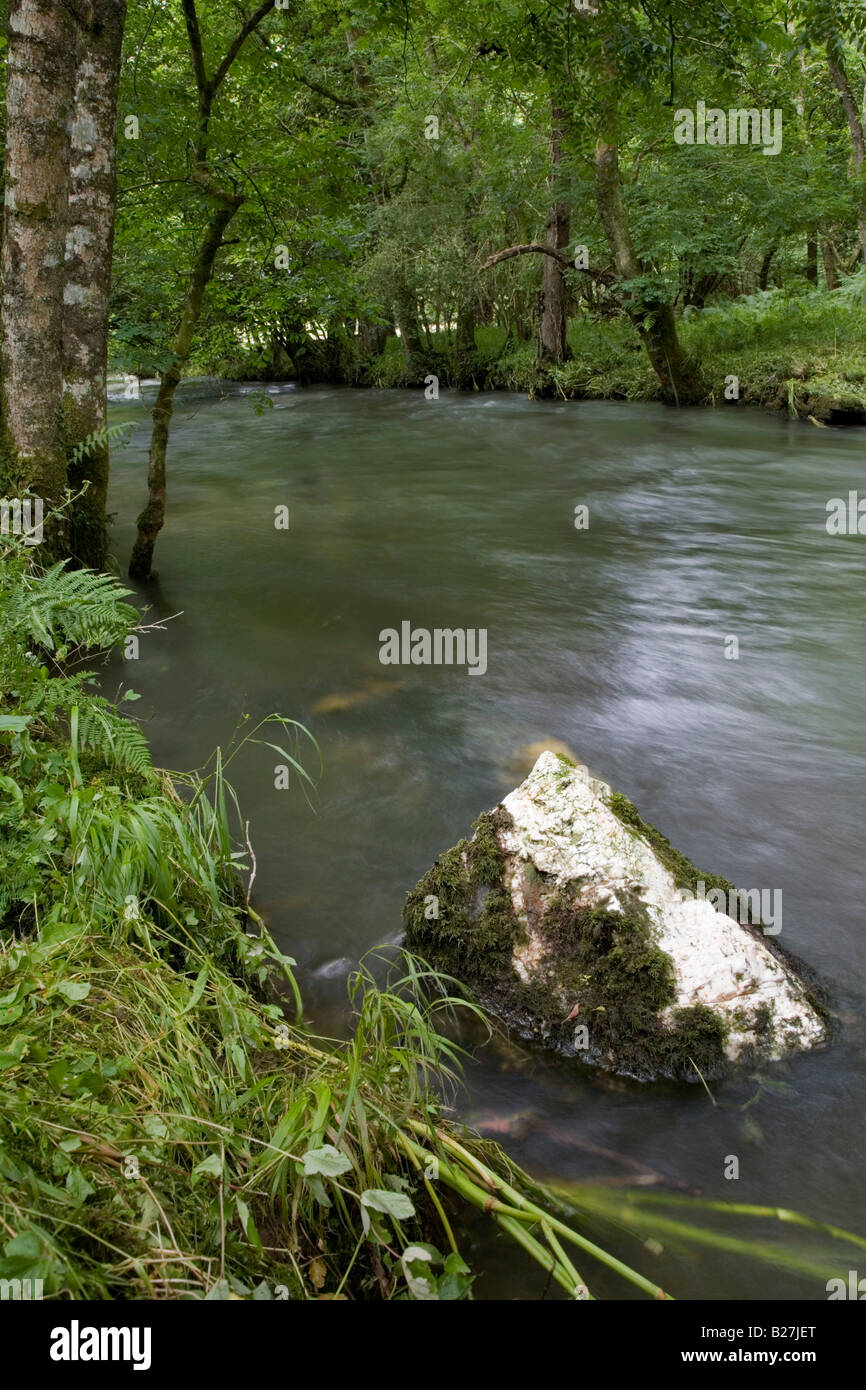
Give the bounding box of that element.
[805,235,818,285]
[758,244,778,291]
[128,200,240,581]
[821,237,838,291]
[827,50,866,265]
[2,0,77,506]
[64,0,127,568]
[537,103,571,367]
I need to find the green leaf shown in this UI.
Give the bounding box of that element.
[361,1189,416,1220]
[193,1153,224,1180]
[181,965,209,1014]
[301,1144,351,1178]
[66,1166,95,1204]
[235,1195,262,1250]
[305,1175,332,1208]
[204,1279,232,1300]
[0,714,32,732]
[53,981,91,1002]
[46,1060,70,1092]
[0,1230,43,1275]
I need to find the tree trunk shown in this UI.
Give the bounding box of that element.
[805,235,818,285]
[595,142,702,405]
[393,278,424,378]
[827,49,866,264]
[1,0,76,511]
[358,319,388,357]
[454,297,477,386]
[592,33,702,406]
[537,102,571,367]
[759,244,778,290]
[821,237,838,290]
[129,198,240,581]
[64,0,128,570]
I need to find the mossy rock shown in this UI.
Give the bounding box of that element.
[404,752,828,1082]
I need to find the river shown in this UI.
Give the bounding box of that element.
[107,380,866,1300]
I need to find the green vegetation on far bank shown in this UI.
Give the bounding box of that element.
[194,275,866,426]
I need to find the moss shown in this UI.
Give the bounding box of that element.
[605,787,833,1036]
[406,826,731,1081]
[751,1001,775,1039]
[514,887,729,1080]
[606,789,737,903]
[660,1005,730,1077]
[403,808,521,983]
[405,779,826,1082]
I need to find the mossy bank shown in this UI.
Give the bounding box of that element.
[202,280,866,429]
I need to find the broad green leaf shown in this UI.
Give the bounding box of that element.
[302,1144,351,1178]
[361,1189,416,1220]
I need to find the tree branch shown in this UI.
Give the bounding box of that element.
[480,242,572,271]
[181,0,208,101]
[479,242,615,287]
[212,0,278,97]
[290,68,359,109]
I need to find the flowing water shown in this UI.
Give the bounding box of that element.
[107,381,866,1299]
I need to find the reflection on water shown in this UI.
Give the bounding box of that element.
[108,382,866,1299]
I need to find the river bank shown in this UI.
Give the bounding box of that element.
[188,281,866,427]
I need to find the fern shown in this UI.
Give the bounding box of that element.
[68,421,134,467]
[78,704,153,776]
[11,563,138,652]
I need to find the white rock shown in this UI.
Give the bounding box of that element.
[501,752,825,1069]
[405,751,827,1080]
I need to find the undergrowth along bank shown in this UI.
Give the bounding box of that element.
[200,277,866,426]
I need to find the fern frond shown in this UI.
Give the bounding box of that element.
[78,704,153,776]
[69,422,134,467]
[16,565,138,651]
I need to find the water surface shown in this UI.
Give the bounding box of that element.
[107,382,866,1299]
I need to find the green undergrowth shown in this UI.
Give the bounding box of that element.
[203,276,866,425]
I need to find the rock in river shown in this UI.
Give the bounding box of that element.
[404,752,827,1081]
